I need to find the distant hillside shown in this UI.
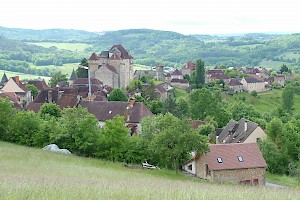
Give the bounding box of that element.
[0,26,299,73]
[0,26,98,42]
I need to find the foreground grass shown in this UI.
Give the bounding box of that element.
[0,142,299,199]
[266,172,299,188]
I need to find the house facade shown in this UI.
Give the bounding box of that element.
[182,143,267,186]
[241,76,265,92]
[87,45,134,89]
[228,79,243,93]
[1,76,31,104]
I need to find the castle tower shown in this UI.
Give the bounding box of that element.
[69,68,78,86]
[155,65,164,80]
[87,52,100,78]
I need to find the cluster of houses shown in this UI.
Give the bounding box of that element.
[0,45,272,186]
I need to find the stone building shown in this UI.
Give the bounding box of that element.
[87,45,134,89]
[241,76,265,93]
[182,143,267,186]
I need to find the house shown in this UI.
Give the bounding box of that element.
[209,74,231,85]
[217,118,266,144]
[241,76,265,92]
[134,65,165,81]
[155,84,168,101]
[170,79,189,90]
[79,99,153,133]
[228,79,243,93]
[87,45,134,89]
[206,69,225,83]
[27,80,49,93]
[170,69,184,80]
[182,61,196,77]
[1,76,31,104]
[0,92,23,109]
[182,143,267,185]
[268,76,285,87]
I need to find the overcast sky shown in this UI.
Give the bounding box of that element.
[0,0,299,35]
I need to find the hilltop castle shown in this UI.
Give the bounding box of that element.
[87,45,134,89]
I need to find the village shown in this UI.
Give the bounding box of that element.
[0,45,299,187]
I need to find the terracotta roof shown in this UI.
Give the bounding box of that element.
[189,120,206,129]
[207,69,224,75]
[205,143,267,171]
[183,62,196,70]
[155,85,167,94]
[171,69,182,76]
[0,92,23,109]
[28,80,49,91]
[73,78,103,85]
[89,52,99,61]
[217,118,259,143]
[274,76,285,81]
[170,79,189,83]
[27,102,43,112]
[211,74,230,80]
[228,79,243,86]
[244,76,263,83]
[33,89,59,103]
[57,94,79,109]
[79,101,153,123]
[69,69,78,81]
[109,45,133,59]
[109,52,122,60]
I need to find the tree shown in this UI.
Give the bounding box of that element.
[280,64,289,74]
[161,96,178,116]
[141,113,208,171]
[39,103,62,119]
[194,59,205,88]
[282,85,294,112]
[126,79,142,92]
[49,71,68,88]
[96,116,130,161]
[26,83,38,98]
[176,98,190,118]
[250,90,257,97]
[0,98,16,141]
[76,58,88,78]
[148,100,163,114]
[108,88,128,102]
[266,118,283,143]
[142,81,157,101]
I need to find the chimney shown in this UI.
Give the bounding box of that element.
[48,90,53,103]
[129,97,135,107]
[244,121,248,132]
[15,76,20,85]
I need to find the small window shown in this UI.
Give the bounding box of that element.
[237,156,244,162]
[217,157,223,163]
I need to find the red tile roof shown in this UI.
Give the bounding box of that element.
[205,143,267,171]
[109,45,133,59]
[183,62,196,70]
[73,78,103,85]
[244,76,263,83]
[228,79,243,86]
[171,69,182,76]
[79,101,153,123]
[57,94,79,109]
[89,52,99,61]
[28,80,49,91]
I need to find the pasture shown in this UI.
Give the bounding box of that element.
[0,142,299,200]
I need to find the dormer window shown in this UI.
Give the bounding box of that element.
[237,156,244,162]
[217,157,223,163]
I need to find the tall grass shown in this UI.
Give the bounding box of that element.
[0,142,299,199]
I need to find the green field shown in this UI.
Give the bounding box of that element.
[223,89,300,114]
[0,70,50,82]
[0,142,299,200]
[259,60,298,69]
[29,42,91,52]
[29,63,77,77]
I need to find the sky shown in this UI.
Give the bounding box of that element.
[0,0,299,35]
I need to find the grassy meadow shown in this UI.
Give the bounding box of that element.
[0,142,299,200]
[0,70,50,82]
[223,89,300,114]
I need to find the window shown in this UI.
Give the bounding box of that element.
[237,156,244,162]
[217,157,223,163]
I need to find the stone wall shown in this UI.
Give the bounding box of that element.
[212,168,266,186]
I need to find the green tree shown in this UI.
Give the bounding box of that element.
[96,116,130,161]
[194,59,205,88]
[39,103,62,119]
[26,83,38,98]
[266,118,283,143]
[142,81,157,101]
[7,111,41,146]
[177,98,190,118]
[0,98,16,141]
[127,79,143,92]
[282,85,294,112]
[280,64,289,74]
[250,90,257,97]
[76,58,88,78]
[49,71,68,88]
[161,96,178,116]
[142,113,208,171]
[108,88,128,102]
[148,100,163,114]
